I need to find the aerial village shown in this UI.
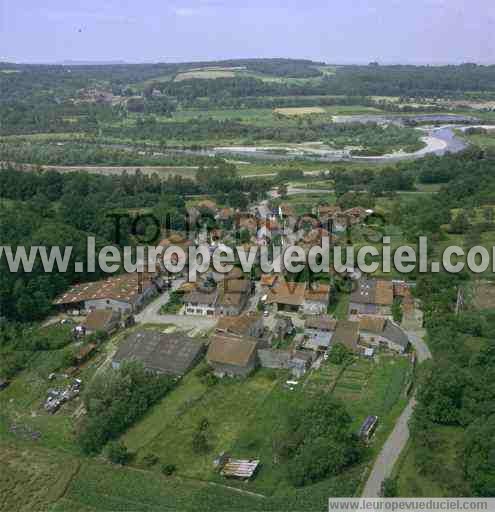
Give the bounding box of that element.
[22,196,420,482]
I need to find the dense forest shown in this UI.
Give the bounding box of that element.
[410,274,495,496]
[0,142,218,166]
[3,61,495,105]
[0,162,267,324]
[0,58,324,103]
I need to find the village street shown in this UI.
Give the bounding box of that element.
[361,329,432,497]
[135,279,216,330]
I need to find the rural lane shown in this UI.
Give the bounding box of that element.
[361,330,431,498]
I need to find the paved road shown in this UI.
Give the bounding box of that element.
[406,329,431,363]
[361,330,432,497]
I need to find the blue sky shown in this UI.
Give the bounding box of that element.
[2,1,494,64]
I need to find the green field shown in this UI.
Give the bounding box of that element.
[123,367,281,484]
[0,438,359,512]
[119,352,410,497]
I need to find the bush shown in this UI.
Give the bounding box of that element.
[161,463,177,476]
[159,290,184,314]
[78,361,174,454]
[381,477,398,497]
[392,300,403,324]
[198,417,209,431]
[192,431,210,454]
[328,343,354,365]
[61,346,77,368]
[142,454,159,467]
[95,330,109,343]
[197,366,218,387]
[106,441,131,465]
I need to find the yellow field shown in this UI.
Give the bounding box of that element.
[273,106,326,116]
[174,69,236,81]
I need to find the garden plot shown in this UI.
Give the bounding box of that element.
[303,362,342,395]
[333,359,373,401]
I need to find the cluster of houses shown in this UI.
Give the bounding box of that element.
[108,283,410,381]
[51,266,412,382]
[50,194,413,386]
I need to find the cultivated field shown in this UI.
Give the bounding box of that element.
[274,106,327,116]
[0,444,79,511]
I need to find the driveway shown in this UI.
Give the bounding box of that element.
[135,279,216,331]
[361,329,432,497]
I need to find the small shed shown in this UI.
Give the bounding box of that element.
[220,458,260,480]
[82,309,120,334]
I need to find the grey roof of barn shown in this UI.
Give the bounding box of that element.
[113,329,204,376]
[258,348,291,368]
[382,321,410,349]
[184,288,219,306]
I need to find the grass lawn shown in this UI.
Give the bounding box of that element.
[414,183,443,193]
[121,359,390,498]
[159,107,278,126]
[1,132,89,142]
[332,293,350,320]
[123,366,280,482]
[0,324,147,455]
[55,445,359,511]
[238,160,334,177]
[0,351,100,454]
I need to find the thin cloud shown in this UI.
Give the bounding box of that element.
[173,7,200,17]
